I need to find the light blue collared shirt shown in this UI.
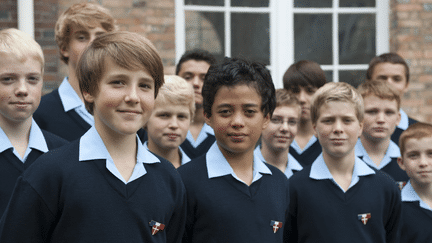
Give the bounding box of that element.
[310,154,375,192]
[185,123,214,148]
[253,146,303,178]
[58,77,94,126]
[398,109,409,130]
[355,139,401,170]
[206,142,272,185]
[0,119,48,162]
[143,141,191,165]
[79,126,160,184]
[290,135,318,155]
[402,181,432,211]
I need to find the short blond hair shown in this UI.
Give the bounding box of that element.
[77,31,164,114]
[311,82,364,124]
[0,28,44,72]
[357,80,401,110]
[55,2,116,64]
[155,75,195,120]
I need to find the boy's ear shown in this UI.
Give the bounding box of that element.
[204,112,212,127]
[262,113,270,130]
[357,121,364,138]
[60,45,69,58]
[82,91,94,103]
[396,111,402,125]
[397,157,406,171]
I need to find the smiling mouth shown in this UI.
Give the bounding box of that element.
[228,133,246,142]
[118,110,142,114]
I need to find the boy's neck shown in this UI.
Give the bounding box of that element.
[295,119,315,149]
[147,141,181,168]
[360,136,390,167]
[190,106,205,140]
[218,143,254,186]
[260,144,288,173]
[322,150,356,191]
[411,180,432,209]
[67,67,85,102]
[0,118,32,158]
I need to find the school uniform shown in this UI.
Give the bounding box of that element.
[253,146,303,178]
[285,154,402,243]
[180,123,215,159]
[355,139,409,189]
[289,135,322,167]
[0,119,68,217]
[0,126,186,243]
[391,109,418,145]
[33,78,93,141]
[143,141,191,166]
[400,181,432,242]
[178,143,290,243]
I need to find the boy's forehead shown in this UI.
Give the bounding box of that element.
[363,94,398,107]
[404,136,432,151]
[319,101,357,116]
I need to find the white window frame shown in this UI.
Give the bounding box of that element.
[176,0,389,88]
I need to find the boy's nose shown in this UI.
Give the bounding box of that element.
[16,80,29,97]
[125,86,139,103]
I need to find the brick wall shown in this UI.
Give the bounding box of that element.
[390,0,432,123]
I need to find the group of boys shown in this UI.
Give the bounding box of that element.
[0,2,431,243]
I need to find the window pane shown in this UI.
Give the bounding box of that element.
[294,14,332,65]
[339,70,366,88]
[294,0,332,8]
[231,0,269,7]
[324,71,333,82]
[231,13,270,65]
[340,0,375,7]
[185,0,224,6]
[185,11,225,61]
[339,14,376,65]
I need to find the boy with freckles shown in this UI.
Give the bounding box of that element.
[0,31,186,242]
[285,82,401,243]
[355,80,409,187]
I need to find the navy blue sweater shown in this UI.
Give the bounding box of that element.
[180,135,215,160]
[285,166,402,243]
[0,130,67,217]
[400,201,432,242]
[289,139,322,167]
[0,140,186,243]
[358,156,409,186]
[178,155,290,243]
[391,117,417,146]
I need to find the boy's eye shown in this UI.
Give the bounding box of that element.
[182,75,193,81]
[365,110,377,115]
[111,80,123,86]
[140,83,152,89]
[218,109,232,116]
[343,118,353,124]
[0,76,14,84]
[271,118,283,124]
[28,76,41,84]
[288,119,298,126]
[407,153,419,159]
[306,87,316,94]
[385,110,396,115]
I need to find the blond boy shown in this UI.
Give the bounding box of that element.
[254,89,302,178]
[0,31,186,242]
[286,82,401,243]
[356,80,408,187]
[397,122,432,242]
[145,75,195,168]
[0,28,67,217]
[33,2,116,141]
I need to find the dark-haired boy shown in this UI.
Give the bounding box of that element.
[283,60,326,166]
[0,31,186,242]
[286,82,401,242]
[33,2,116,141]
[366,52,418,145]
[178,58,290,242]
[176,49,217,159]
[397,122,432,242]
[0,28,68,217]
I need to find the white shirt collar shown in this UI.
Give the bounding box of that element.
[253,146,302,178]
[80,126,159,184]
[185,123,214,148]
[401,181,432,211]
[0,119,48,162]
[310,154,375,192]
[397,109,409,130]
[206,142,272,185]
[290,135,317,154]
[355,139,401,169]
[143,141,190,165]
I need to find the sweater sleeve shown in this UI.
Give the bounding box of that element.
[0,176,57,242]
[385,184,402,243]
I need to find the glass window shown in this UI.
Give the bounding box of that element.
[294,0,332,8]
[339,70,366,88]
[340,0,375,7]
[231,0,269,7]
[185,0,223,6]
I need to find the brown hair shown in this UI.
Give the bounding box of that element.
[275,88,300,109]
[357,80,401,110]
[399,122,432,156]
[283,60,327,91]
[55,2,116,64]
[77,31,164,114]
[311,82,364,124]
[366,53,409,84]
